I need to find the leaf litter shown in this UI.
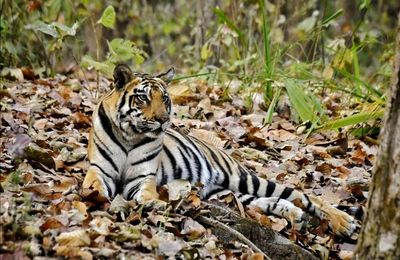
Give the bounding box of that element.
[0,74,376,259]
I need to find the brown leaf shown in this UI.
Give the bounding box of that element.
[40,217,65,232]
[20,67,36,80]
[24,143,55,170]
[89,216,113,236]
[56,229,91,246]
[72,201,89,219]
[6,134,31,158]
[246,206,272,227]
[181,218,206,239]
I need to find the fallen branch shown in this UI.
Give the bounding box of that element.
[197,215,271,259]
[199,201,318,260]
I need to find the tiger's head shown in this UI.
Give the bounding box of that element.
[105,64,175,136]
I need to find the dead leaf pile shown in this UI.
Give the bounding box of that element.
[1,75,376,259]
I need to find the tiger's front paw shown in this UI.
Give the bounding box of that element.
[125,176,159,203]
[82,168,110,202]
[135,189,159,204]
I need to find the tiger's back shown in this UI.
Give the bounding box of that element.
[83,64,358,237]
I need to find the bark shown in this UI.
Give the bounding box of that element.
[353,16,400,260]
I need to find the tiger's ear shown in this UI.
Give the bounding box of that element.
[157,67,175,84]
[113,64,133,90]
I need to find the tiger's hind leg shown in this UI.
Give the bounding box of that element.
[210,191,307,231]
[307,195,359,237]
[82,166,115,201]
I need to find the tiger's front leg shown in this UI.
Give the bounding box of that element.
[82,165,116,201]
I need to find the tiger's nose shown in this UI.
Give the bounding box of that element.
[156,114,169,124]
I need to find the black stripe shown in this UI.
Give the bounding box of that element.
[203,187,226,199]
[127,183,141,200]
[221,169,230,188]
[93,139,119,173]
[178,147,193,182]
[241,196,255,206]
[280,187,293,200]
[118,91,127,111]
[128,95,134,108]
[129,136,157,152]
[130,147,162,166]
[125,172,156,184]
[98,103,127,154]
[238,169,249,194]
[175,166,183,180]
[206,147,231,183]
[94,131,113,155]
[163,145,182,179]
[190,150,202,183]
[219,153,235,176]
[265,181,276,197]
[251,174,260,196]
[167,131,191,155]
[184,138,211,183]
[271,198,280,211]
[194,139,230,187]
[304,194,315,214]
[91,163,113,180]
[160,162,168,185]
[90,163,114,197]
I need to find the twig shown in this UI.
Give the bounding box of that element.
[197,215,272,260]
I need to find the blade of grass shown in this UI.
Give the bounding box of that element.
[322,110,384,129]
[259,0,273,101]
[322,9,343,27]
[214,7,244,43]
[284,79,326,124]
[264,87,281,124]
[335,68,383,98]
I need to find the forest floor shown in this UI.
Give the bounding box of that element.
[0,73,376,259]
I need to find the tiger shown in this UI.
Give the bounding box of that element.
[82,64,358,237]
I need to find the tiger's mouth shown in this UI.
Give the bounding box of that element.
[135,120,170,133]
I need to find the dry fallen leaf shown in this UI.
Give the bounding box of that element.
[181,218,206,239]
[167,179,192,200]
[56,229,91,247]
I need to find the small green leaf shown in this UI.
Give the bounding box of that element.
[25,21,58,38]
[97,5,116,29]
[52,22,79,36]
[81,55,114,77]
[107,38,145,64]
[297,15,317,32]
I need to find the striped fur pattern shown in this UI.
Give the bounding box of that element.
[83,64,357,236]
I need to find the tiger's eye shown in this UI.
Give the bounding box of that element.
[136,94,147,102]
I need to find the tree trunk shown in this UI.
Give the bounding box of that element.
[353,16,400,260]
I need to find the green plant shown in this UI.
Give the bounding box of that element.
[80,5,146,78]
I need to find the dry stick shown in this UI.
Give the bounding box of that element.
[197,215,272,260]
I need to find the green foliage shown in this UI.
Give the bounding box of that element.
[284,79,327,125]
[1,0,396,132]
[259,0,274,102]
[322,110,384,130]
[97,5,116,29]
[80,5,145,78]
